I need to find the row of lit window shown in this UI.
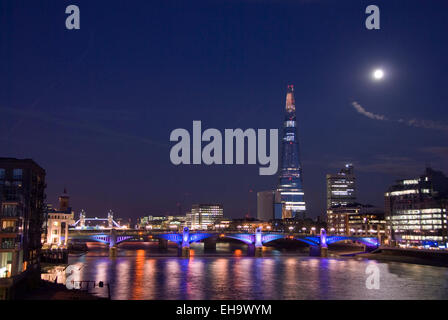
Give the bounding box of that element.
[400,235,442,241]
[389,215,444,220]
[391,219,444,225]
[394,208,446,214]
[0,169,23,180]
[392,225,442,230]
[385,189,431,196]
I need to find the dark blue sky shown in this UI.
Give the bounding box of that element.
[1,0,447,220]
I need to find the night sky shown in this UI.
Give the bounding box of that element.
[1,0,447,221]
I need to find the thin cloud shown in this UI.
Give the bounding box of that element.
[352,101,448,132]
[400,118,448,131]
[351,101,387,120]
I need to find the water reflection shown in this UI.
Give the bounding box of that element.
[210,259,228,300]
[165,259,180,300]
[132,250,145,300]
[69,242,448,300]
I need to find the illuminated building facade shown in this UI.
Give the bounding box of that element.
[139,215,187,230]
[228,218,272,232]
[45,189,75,248]
[0,158,46,300]
[327,203,385,237]
[326,164,356,209]
[276,85,306,219]
[385,168,448,247]
[188,204,223,230]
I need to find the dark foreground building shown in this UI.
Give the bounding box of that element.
[0,158,46,299]
[385,167,448,247]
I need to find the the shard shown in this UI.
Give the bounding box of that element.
[276,85,306,219]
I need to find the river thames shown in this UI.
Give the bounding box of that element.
[67,242,448,300]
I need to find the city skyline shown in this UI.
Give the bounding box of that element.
[1,1,448,221]
[1,0,448,303]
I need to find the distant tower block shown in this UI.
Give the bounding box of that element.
[58,188,70,211]
[276,85,306,219]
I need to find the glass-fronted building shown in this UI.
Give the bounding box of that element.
[385,168,448,247]
[188,204,223,230]
[276,85,306,219]
[326,164,356,209]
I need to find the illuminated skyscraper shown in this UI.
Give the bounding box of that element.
[276,85,306,219]
[326,164,356,209]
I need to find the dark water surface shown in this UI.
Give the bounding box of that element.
[67,242,448,300]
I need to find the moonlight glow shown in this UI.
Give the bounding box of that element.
[373,69,384,80]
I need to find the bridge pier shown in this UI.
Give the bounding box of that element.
[309,246,327,257]
[109,246,117,258]
[109,229,117,257]
[158,238,168,250]
[254,227,263,257]
[204,237,216,252]
[178,245,191,258]
[309,228,328,257]
[177,227,191,257]
[247,244,263,257]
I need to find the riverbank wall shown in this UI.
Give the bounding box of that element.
[359,246,448,267]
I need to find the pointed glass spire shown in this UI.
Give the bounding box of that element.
[276,85,306,219]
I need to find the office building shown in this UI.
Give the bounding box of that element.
[188,204,223,230]
[326,164,356,209]
[327,203,385,237]
[0,158,46,299]
[385,167,448,247]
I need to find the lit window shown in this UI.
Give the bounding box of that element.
[13,169,23,180]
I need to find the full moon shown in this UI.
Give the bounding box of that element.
[373,69,384,80]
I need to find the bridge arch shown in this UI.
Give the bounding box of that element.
[292,237,320,246]
[222,234,254,245]
[327,236,379,247]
